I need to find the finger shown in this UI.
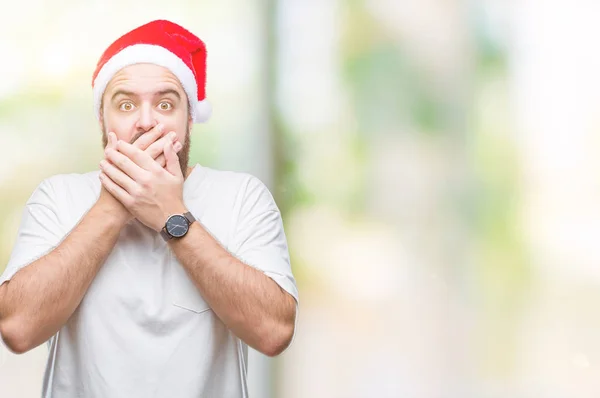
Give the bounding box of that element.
[104,133,114,161]
[146,131,177,160]
[115,140,161,173]
[99,172,131,206]
[155,141,181,168]
[174,141,183,152]
[155,154,167,168]
[113,134,121,150]
[105,132,116,152]
[100,159,137,194]
[105,146,148,180]
[164,140,181,177]
[131,124,165,150]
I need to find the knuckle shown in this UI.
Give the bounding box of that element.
[134,153,145,164]
[137,185,147,198]
[139,176,151,188]
[112,156,124,168]
[105,150,115,161]
[143,170,153,180]
[147,144,161,158]
[154,136,168,148]
[130,186,143,200]
[123,197,135,208]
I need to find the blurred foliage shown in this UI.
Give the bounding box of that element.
[466,7,532,377]
[342,3,445,135]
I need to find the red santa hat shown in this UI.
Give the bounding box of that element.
[92,19,211,123]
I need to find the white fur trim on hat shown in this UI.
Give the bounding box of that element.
[93,43,208,123]
[195,99,212,122]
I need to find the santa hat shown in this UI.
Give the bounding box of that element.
[92,19,211,123]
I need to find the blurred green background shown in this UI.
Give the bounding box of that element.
[3,1,600,397]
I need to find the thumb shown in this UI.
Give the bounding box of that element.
[164,140,181,177]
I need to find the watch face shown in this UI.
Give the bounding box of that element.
[166,214,189,238]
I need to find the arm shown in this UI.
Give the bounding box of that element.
[0,191,127,354]
[168,218,297,357]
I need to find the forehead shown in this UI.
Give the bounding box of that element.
[104,63,185,96]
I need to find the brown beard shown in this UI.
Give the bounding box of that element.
[101,122,191,178]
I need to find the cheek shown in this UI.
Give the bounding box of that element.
[103,116,136,142]
[105,126,132,142]
[177,128,187,142]
[163,119,189,141]
[158,126,185,144]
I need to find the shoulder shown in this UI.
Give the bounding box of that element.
[40,170,99,189]
[27,170,100,206]
[39,170,99,193]
[200,166,260,187]
[200,166,272,197]
[197,165,278,212]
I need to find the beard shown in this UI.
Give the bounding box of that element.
[101,121,192,178]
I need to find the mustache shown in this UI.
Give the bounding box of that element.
[129,131,146,145]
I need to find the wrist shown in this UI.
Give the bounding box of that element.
[92,202,129,229]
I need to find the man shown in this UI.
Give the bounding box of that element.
[0,19,298,397]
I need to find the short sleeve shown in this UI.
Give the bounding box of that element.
[0,178,65,286]
[232,176,299,305]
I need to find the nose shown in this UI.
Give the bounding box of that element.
[134,103,158,133]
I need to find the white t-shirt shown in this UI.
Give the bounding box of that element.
[0,164,299,398]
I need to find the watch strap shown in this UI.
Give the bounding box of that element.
[183,211,196,224]
[160,228,173,241]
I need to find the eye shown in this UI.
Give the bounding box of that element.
[119,102,135,111]
[158,102,173,111]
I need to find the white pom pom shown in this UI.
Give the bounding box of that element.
[194,99,212,123]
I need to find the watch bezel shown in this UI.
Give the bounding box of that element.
[165,214,189,238]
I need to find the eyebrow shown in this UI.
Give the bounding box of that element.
[111,89,182,102]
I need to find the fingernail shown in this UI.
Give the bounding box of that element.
[174,142,182,151]
[169,132,177,139]
[100,160,106,167]
[157,124,164,132]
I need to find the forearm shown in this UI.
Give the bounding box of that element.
[0,203,124,353]
[169,222,296,356]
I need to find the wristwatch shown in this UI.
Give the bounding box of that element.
[160,211,196,241]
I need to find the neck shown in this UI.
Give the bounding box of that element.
[184,165,194,180]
